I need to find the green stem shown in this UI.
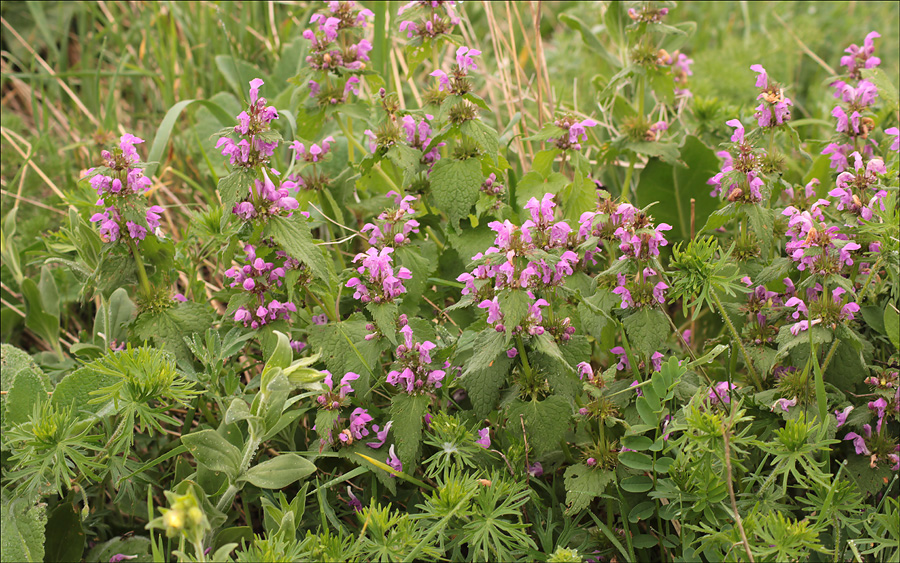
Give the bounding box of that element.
[622,154,637,203]
[820,338,840,376]
[126,238,153,299]
[516,335,534,385]
[306,286,337,323]
[857,256,883,303]
[711,290,762,391]
[337,116,367,161]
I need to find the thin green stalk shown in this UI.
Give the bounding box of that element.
[820,338,840,377]
[336,116,367,161]
[622,154,636,203]
[516,334,534,386]
[126,238,152,299]
[711,290,762,390]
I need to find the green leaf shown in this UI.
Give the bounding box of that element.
[394,243,437,315]
[515,171,569,209]
[367,301,399,345]
[133,302,215,367]
[214,55,269,100]
[648,67,675,107]
[861,67,900,112]
[507,395,571,456]
[240,454,316,489]
[181,429,242,479]
[1,344,50,428]
[4,368,46,427]
[224,398,254,425]
[885,302,899,351]
[43,502,84,563]
[145,98,235,178]
[636,136,721,241]
[461,120,500,164]
[563,464,615,513]
[462,328,510,375]
[618,451,654,472]
[628,501,657,523]
[0,493,46,563]
[430,158,483,233]
[746,204,774,257]
[216,168,257,211]
[266,215,330,283]
[775,324,833,359]
[21,267,60,355]
[462,353,513,420]
[386,144,423,187]
[622,140,680,163]
[621,475,654,493]
[622,435,653,451]
[499,290,532,332]
[84,536,151,563]
[51,365,119,417]
[307,316,383,397]
[315,409,340,445]
[623,309,669,354]
[390,394,431,470]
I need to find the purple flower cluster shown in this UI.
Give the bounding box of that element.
[708,120,765,203]
[457,193,580,341]
[750,65,792,128]
[386,323,446,394]
[431,46,480,95]
[401,114,442,164]
[839,31,881,80]
[784,285,860,335]
[224,244,297,329]
[86,134,163,244]
[303,2,373,71]
[739,277,783,345]
[551,115,598,151]
[361,192,420,249]
[232,173,301,221]
[398,0,460,40]
[782,201,861,274]
[346,247,412,303]
[627,5,668,22]
[828,152,887,221]
[316,371,360,410]
[216,79,279,168]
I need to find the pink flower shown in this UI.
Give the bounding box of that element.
[386,444,402,473]
[771,397,798,413]
[709,381,737,405]
[475,427,491,448]
[835,406,853,428]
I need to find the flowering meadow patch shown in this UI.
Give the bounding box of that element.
[0,1,898,562]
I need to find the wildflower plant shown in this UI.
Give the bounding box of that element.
[2,4,899,563]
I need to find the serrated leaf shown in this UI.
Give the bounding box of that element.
[563,464,615,513]
[307,315,383,397]
[515,171,569,209]
[395,242,437,315]
[499,290,532,331]
[367,301,399,345]
[746,204,774,257]
[390,394,431,470]
[386,144,422,187]
[181,429,242,479]
[1,493,46,563]
[507,395,571,456]
[623,309,668,354]
[240,454,316,489]
[430,158,483,233]
[266,215,330,282]
[463,353,513,419]
[217,168,256,211]
[133,302,214,367]
[861,67,899,112]
[461,120,500,164]
[775,324,833,358]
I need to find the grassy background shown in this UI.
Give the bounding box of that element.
[1,0,898,349]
